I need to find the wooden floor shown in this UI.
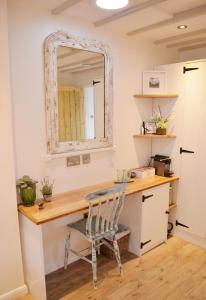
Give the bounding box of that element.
[45,237,206,300]
[16,294,34,300]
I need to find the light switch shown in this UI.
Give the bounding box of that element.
[67,155,80,167]
[82,153,91,164]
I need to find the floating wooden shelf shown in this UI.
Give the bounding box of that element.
[134,134,176,139]
[134,94,178,99]
[169,203,177,210]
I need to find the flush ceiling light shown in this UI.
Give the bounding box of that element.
[177,25,188,29]
[96,0,129,10]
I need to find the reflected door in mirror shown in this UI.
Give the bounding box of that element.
[57,46,105,143]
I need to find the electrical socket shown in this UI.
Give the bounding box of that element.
[67,155,80,167]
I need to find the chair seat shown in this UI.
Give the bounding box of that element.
[67,218,127,239]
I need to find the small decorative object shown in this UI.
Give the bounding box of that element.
[132,167,156,179]
[152,105,171,135]
[142,121,156,135]
[37,199,45,210]
[142,70,166,95]
[41,177,54,202]
[16,175,37,207]
[115,169,133,183]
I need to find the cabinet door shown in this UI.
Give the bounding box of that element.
[140,184,169,254]
[119,193,142,255]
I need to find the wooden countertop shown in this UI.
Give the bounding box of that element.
[18,176,179,225]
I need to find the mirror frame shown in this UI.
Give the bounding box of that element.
[44,31,113,154]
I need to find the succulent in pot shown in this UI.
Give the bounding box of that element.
[152,105,172,135]
[41,177,54,202]
[16,175,38,207]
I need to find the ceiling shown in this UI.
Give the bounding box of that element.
[41,0,206,49]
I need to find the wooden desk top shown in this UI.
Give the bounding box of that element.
[18,176,179,225]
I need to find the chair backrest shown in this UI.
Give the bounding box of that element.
[85,184,127,239]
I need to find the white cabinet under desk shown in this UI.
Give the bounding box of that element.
[119,183,170,256]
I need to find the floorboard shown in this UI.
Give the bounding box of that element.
[45,237,206,300]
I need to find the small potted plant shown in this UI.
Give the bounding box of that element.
[152,105,171,135]
[40,177,54,202]
[16,175,38,207]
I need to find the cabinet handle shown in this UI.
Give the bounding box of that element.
[165,211,169,214]
[142,194,154,202]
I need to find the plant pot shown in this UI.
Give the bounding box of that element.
[20,185,36,207]
[156,128,167,135]
[43,194,52,202]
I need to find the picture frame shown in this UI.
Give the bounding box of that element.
[142,70,166,95]
[144,121,156,134]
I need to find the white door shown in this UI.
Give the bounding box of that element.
[84,86,95,139]
[141,184,169,254]
[177,61,206,238]
[93,78,105,139]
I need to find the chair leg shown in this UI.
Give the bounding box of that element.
[113,235,123,276]
[91,241,98,289]
[64,231,71,270]
[97,240,101,255]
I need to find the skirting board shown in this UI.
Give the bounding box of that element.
[174,229,206,250]
[0,284,28,300]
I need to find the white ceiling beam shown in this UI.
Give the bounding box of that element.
[127,4,206,36]
[60,63,104,73]
[58,56,103,69]
[57,49,80,59]
[71,64,104,74]
[167,36,206,48]
[94,0,168,27]
[51,0,82,15]
[178,42,206,52]
[154,28,206,45]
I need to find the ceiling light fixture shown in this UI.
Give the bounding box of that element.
[177,25,188,30]
[96,0,129,10]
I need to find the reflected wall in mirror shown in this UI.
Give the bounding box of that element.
[57,46,105,142]
[45,31,113,154]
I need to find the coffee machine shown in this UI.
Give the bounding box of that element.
[152,155,174,177]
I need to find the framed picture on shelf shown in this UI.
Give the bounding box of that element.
[142,70,166,95]
[144,121,156,134]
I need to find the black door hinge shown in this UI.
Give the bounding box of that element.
[93,80,101,85]
[180,147,194,154]
[142,194,154,202]
[176,220,189,229]
[183,66,199,74]
[141,240,152,249]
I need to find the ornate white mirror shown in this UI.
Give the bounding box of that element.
[44,31,113,154]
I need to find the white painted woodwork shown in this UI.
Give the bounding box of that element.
[19,215,46,300]
[44,31,113,154]
[154,28,206,45]
[94,0,168,27]
[176,61,206,238]
[51,0,82,15]
[153,60,206,242]
[127,4,206,36]
[119,184,170,256]
[178,43,206,52]
[167,37,206,48]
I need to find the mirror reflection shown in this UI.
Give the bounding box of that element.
[57,46,105,142]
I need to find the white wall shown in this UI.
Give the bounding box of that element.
[0,0,25,298]
[7,0,178,274]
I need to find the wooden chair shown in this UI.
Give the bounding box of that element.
[64,184,127,288]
